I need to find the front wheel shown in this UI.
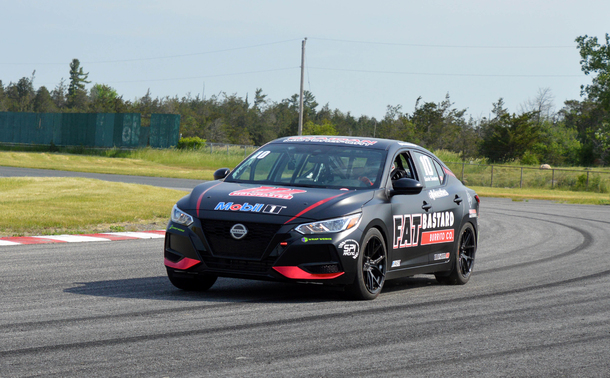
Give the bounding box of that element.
[167,268,217,291]
[345,228,387,300]
[435,222,476,285]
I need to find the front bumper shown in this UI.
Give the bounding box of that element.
[164,217,361,285]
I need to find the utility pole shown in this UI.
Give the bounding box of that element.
[298,38,307,136]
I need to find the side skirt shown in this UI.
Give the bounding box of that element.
[385,261,451,280]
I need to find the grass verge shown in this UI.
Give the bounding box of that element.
[0,177,185,236]
[0,151,242,180]
[472,186,610,205]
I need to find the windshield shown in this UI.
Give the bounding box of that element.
[226,143,387,189]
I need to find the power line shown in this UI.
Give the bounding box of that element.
[309,37,575,49]
[308,66,582,78]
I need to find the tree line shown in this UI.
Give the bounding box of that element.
[1,34,609,167]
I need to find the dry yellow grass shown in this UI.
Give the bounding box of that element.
[0,177,185,236]
[0,151,218,180]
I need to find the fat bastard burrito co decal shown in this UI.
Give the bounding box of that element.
[229,186,306,200]
[393,211,455,249]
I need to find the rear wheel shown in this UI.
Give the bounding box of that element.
[435,222,476,285]
[345,228,387,300]
[167,268,217,291]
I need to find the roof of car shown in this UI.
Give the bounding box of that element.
[271,136,420,150]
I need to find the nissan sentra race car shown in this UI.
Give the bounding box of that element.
[164,136,479,299]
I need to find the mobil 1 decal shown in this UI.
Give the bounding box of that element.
[393,211,455,249]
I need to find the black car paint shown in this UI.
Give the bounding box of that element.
[164,137,479,290]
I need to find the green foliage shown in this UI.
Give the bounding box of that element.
[520,150,540,166]
[177,136,207,149]
[89,84,119,113]
[576,34,610,110]
[67,59,90,109]
[479,110,541,163]
[303,120,338,135]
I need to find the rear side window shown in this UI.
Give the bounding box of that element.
[433,159,445,184]
[412,152,441,188]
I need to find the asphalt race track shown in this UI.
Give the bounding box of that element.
[1,169,610,376]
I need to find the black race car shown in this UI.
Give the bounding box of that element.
[164,136,479,299]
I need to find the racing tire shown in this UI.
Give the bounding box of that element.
[166,268,217,291]
[435,222,476,285]
[345,228,387,300]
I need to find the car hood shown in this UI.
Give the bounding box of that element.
[178,181,375,224]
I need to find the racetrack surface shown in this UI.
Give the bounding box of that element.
[1,197,610,377]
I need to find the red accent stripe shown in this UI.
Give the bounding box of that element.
[273,266,344,280]
[196,182,223,217]
[284,192,347,224]
[0,237,65,244]
[86,234,137,241]
[164,257,201,270]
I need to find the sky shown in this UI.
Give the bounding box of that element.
[2,0,609,120]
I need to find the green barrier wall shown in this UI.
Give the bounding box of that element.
[0,112,180,148]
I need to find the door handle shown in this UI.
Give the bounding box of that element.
[454,195,463,205]
[422,201,432,212]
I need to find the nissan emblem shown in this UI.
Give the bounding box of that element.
[230,223,248,240]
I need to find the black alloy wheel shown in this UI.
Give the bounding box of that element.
[436,222,476,285]
[346,228,387,300]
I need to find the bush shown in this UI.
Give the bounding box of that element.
[177,137,206,150]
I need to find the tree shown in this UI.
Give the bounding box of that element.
[51,79,68,110]
[479,112,541,163]
[410,94,466,151]
[520,87,556,123]
[0,80,6,111]
[576,34,610,110]
[303,119,338,135]
[67,59,90,109]
[33,86,57,113]
[89,83,119,112]
[5,72,36,112]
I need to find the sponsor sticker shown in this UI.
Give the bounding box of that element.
[434,252,451,261]
[214,201,286,215]
[421,229,454,245]
[301,237,332,242]
[391,260,401,268]
[339,239,360,259]
[393,211,455,249]
[428,188,449,200]
[283,136,377,147]
[469,209,478,218]
[229,186,306,200]
[169,225,185,232]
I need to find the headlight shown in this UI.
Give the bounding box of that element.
[171,205,194,226]
[295,213,361,235]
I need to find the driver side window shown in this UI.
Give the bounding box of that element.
[390,152,415,182]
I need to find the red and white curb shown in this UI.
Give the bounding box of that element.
[0,230,165,246]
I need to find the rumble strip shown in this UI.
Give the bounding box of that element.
[0,230,165,246]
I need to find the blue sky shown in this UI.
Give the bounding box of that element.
[2,0,609,119]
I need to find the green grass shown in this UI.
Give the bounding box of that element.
[0,177,185,236]
[471,186,610,205]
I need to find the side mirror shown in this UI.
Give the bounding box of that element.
[213,168,230,180]
[390,178,423,196]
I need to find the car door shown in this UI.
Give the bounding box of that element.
[388,150,432,269]
[411,151,462,264]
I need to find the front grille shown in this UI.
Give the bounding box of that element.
[200,255,277,273]
[199,219,281,259]
[304,264,341,274]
